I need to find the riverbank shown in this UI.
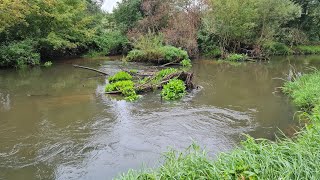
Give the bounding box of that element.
[116,69,320,179]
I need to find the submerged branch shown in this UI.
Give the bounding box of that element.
[73,64,109,76]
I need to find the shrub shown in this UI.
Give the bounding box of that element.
[132,33,164,50]
[126,46,189,64]
[105,80,138,101]
[226,53,248,62]
[108,71,133,83]
[161,79,186,100]
[0,40,40,68]
[92,30,128,55]
[204,46,222,58]
[262,42,293,55]
[44,61,53,67]
[295,46,320,55]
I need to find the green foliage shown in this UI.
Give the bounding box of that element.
[262,42,294,55]
[92,30,129,55]
[105,80,138,101]
[161,79,186,100]
[291,0,320,41]
[205,47,222,58]
[44,61,53,67]
[226,54,248,62]
[112,0,142,32]
[154,68,178,82]
[203,0,301,54]
[180,59,192,68]
[283,70,320,110]
[132,33,164,50]
[108,71,133,83]
[295,46,320,55]
[0,40,40,68]
[126,46,189,64]
[118,129,320,179]
[0,0,108,67]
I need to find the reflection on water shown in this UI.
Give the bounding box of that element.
[0,92,11,111]
[0,56,320,179]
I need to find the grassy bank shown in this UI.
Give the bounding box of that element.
[116,70,320,179]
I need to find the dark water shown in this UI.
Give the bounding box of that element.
[1,56,319,180]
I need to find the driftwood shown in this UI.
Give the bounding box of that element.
[73,64,109,76]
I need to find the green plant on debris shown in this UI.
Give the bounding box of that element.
[105,80,138,101]
[105,68,191,101]
[161,79,186,100]
[108,71,133,83]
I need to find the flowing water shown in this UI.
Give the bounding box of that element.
[1,56,320,179]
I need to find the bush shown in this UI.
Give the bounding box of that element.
[262,42,293,55]
[294,46,320,55]
[203,46,222,58]
[126,46,189,64]
[0,40,40,68]
[226,53,248,61]
[161,79,186,100]
[108,71,133,83]
[105,80,138,101]
[92,30,128,55]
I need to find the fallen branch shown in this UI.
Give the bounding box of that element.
[159,60,180,67]
[73,64,109,76]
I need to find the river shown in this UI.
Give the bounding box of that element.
[1,56,319,179]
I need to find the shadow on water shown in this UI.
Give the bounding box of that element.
[1,55,320,179]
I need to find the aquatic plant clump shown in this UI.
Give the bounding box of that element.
[161,79,186,100]
[105,80,138,101]
[108,71,133,83]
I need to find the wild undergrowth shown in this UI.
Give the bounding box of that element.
[116,70,320,179]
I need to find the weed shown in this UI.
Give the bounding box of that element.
[161,79,186,100]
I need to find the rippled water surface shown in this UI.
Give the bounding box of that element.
[1,56,320,179]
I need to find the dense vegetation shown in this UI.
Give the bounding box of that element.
[117,70,320,179]
[1,0,320,68]
[0,0,126,68]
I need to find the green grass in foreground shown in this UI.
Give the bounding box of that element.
[116,70,320,180]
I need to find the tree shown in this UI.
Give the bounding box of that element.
[203,0,301,54]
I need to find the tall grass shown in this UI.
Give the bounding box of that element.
[282,70,320,110]
[116,70,320,179]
